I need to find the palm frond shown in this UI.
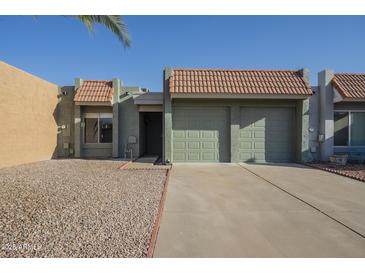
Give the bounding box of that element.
[76,15,131,48]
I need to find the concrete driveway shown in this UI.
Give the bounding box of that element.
[154,163,365,257]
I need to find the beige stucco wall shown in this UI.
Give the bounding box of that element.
[0,61,59,168]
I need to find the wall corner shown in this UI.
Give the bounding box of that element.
[230,104,240,163]
[299,98,310,163]
[318,69,334,161]
[163,67,173,164]
[74,105,81,158]
[300,68,310,86]
[112,78,122,158]
[74,78,83,90]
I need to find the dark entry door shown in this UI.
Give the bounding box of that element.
[145,112,162,156]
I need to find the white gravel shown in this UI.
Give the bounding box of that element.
[0,159,167,257]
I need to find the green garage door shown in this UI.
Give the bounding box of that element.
[239,107,295,163]
[172,107,229,162]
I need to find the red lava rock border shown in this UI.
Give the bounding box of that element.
[306,163,365,183]
[146,167,171,258]
[119,160,132,169]
[119,157,171,257]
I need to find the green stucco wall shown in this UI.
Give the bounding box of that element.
[297,98,310,162]
[112,78,121,158]
[118,93,141,160]
[57,86,75,158]
[163,68,173,164]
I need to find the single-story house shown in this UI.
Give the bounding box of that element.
[316,70,365,161]
[56,68,313,163]
[55,67,365,164]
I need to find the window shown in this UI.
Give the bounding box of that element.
[84,113,112,144]
[334,112,349,146]
[99,118,113,143]
[351,112,365,146]
[334,111,365,147]
[84,118,99,143]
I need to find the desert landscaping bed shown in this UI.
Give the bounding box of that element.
[0,159,167,257]
[308,163,365,182]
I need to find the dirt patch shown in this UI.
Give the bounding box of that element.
[0,159,167,257]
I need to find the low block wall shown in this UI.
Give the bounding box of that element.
[0,61,59,168]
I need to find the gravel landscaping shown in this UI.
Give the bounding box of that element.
[309,163,365,182]
[0,159,167,257]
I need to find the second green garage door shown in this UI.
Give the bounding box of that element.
[239,107,295,163]
[172,107,229,162]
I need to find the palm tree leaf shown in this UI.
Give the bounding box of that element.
[76,15,131,48]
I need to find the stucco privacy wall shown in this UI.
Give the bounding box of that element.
[0,61,59,168]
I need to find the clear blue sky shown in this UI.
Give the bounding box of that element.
[0,16,364,91]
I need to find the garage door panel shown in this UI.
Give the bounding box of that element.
[172,107,229,162]
[174,141,186,149]
[187,131,199,138]
[202,152,216,161]
[239,107,294,163]
[240,141,252,149]
[202,131,215,138]
[188,141,200,149]
[254,142,265,149]
[187,152,200,161]
[254,131,265,138]
[202,141,216,149]
[173,130,186,138]
[240,131,252,138]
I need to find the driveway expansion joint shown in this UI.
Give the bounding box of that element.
[238,163,365,239]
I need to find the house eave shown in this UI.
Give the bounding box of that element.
[74,101,112,106]
[341,98,365,102]
[170,93,310,100]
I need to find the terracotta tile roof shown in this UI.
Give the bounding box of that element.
[168,68,312,96]
[332,73,365,99]
[74,80,113,103]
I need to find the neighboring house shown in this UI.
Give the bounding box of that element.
[316,70,365,161]
[162,68,312,163]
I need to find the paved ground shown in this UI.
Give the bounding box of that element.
[154,163,365,257]
[0,159,167,257]
[241,163,365,237]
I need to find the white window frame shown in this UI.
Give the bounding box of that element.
[83,113,113,144]
[334,110,365,148]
